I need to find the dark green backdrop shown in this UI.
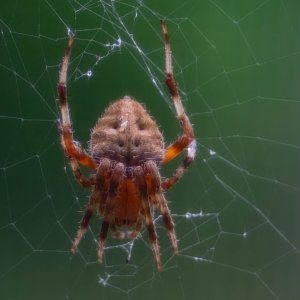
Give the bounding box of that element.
[1,1,300,299]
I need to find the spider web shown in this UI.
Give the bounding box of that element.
[1,0,300,299]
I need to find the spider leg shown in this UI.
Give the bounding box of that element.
[71,205,94,255]
[69,158,96,187]
[135,166,161,272]
[98,162,125,264]
[162,140,196,190]
[70,158,112,255]
[98,220,109,263]
[129,213,144,240]
[57,120,95,187]
[158,193,178,254]
[144,161,178,254]
[58,35,97,173]
[160,21,196,190]
[145,208,161,272]
[95,158,113,215]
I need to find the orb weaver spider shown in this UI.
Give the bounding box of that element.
[57,21,196,271]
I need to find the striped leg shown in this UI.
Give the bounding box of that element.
[70,159,112,255]
[71,205,94,254]
[161,140,196,190]
[98,162,125,264]
[135,166,161,272]
[57,120,95,187]
[98,221,109,263]
[158,193,178,254]
[58,33,97,188]
[160,21,196,190]
[144,161,178,254]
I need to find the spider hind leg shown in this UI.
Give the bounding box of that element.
[161,196,178,254]
[98,221,109,263]
[134,165,162,272]
[144,161,178,255]
[71,205,94,255]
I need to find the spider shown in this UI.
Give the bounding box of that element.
[57,21,196,272]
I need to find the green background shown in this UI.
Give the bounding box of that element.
[1,0,300,299]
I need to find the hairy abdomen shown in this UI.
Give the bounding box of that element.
[90,97,165,166]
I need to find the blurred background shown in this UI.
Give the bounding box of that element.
[1,0,300,299]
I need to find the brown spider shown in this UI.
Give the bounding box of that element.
[57,21,196,271]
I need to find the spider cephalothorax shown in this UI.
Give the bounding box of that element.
[57,21,196,271]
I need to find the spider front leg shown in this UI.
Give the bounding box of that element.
[67,157,96,187]
[58,33,97,184]
[160,21,196,190]
[57,120,96,187]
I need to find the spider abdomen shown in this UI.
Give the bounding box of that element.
[90,97,165,166]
